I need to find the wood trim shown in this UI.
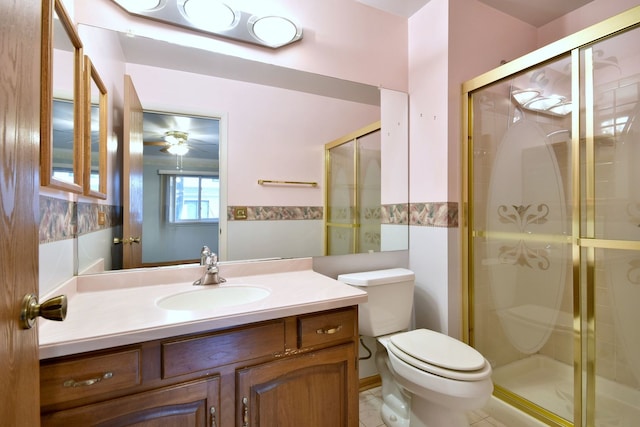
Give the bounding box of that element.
[359,374,381,392]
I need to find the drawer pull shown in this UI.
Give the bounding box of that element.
[63,371,113,388]
[242,397,249,427]
[316,325,342,335]
[210,406,216,427]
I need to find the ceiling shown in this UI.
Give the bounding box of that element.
[356,0,595,27]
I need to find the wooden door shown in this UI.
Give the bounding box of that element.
[0,0,42,425]
[122,74,144,268]
[236,344,358,427]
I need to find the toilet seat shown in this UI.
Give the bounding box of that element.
[388,329,491,381]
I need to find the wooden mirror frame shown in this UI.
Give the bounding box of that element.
[83,55,108,199]
[41,0,84,193]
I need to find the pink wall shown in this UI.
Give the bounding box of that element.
[74,0,408,92]
[408,0,449,203]
[408,0,537,204]
[125,63,380,207]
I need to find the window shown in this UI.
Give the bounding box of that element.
[167,174,219,223]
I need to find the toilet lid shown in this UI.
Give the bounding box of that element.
[390,329,487,372]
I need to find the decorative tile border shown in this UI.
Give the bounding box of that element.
[381,203,409,225]
[77,202,122,236]
[409,202,458,227]
[39,197,76,243]
[227,206,324,221]
[39,196,122,244]
[40,198,458,244]
[226,203,459,227]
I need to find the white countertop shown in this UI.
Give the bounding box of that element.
[39,258,367,360]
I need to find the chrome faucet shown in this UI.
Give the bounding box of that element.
[194,246,226,286]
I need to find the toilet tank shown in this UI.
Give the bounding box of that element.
[337,268,415,337]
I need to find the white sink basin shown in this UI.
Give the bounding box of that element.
[157,286,270,311]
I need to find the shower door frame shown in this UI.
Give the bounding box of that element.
[461,6,640,427]
[324,121,381,255]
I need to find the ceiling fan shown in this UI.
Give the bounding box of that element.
[143,130,192,156]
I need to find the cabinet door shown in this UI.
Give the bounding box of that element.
[236,343,357,427]
[42,377,220,427]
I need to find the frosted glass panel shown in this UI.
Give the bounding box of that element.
[589,25,640,425]
[470,53,575,423]
[358,130,381,253]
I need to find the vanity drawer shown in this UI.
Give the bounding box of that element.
[297,307,357,349]
[162,320,285,378]
[40,348,142,407]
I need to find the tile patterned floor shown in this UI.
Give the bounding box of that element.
[359,386,507,427]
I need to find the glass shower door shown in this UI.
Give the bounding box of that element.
[326,139,357,255]
[466,14,640,427]
[584,25,640,426]
[469,52,576,425]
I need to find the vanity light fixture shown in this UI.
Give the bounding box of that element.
[249,16,300,46]
[525,95,565,111]
[111,0,303,48]
[511,89,572,117]
[182,0,237,32]
[511,89,541,105]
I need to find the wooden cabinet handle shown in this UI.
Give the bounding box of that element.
[242,397,249,427]
[63,371,113,388]
[210,406,216,427]
[316,325,342,335]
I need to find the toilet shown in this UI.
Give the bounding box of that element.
[338,268,493,427]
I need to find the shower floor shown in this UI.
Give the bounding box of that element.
[492,355,640,427]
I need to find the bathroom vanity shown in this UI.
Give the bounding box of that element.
[38,258,366,426]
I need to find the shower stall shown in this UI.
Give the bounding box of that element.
[463,8,640,427]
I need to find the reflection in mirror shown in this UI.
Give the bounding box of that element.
[84,55,108,199]
[76,25,409,274]
[325,122,382,255]
[141,111,220,266]
[41,0,84,193]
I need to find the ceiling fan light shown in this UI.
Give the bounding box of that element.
[164,135,178,144]
[164,130,188,144]
[166,144,189,156]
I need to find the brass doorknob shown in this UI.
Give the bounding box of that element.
[20,294,67,329]
[113,237,141,245]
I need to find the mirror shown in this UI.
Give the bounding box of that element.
[141,111,220,266]
[41,0,84,193]
[76,24,409,273]
[83,55,108,199]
